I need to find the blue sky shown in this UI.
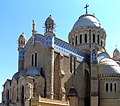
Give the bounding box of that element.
[0,0,120,102]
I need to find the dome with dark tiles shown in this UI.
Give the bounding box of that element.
[12,72,20,80]
[26,67,41,77]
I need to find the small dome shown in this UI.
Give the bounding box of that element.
[12,72,20,80]
[18,33,26,41]
[12,70,27,80]
[26,67,41,77]
[113,48,120,57]
[45,15,55,33]
[45,15,55,25]
[68,86,78,97]
[99,58,120,76]
[72,14,102,30]
[18,33,27,48]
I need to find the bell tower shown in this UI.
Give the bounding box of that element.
[18,33,27,72]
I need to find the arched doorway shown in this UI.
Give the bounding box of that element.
[21,86,24,106]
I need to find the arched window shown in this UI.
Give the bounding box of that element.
[80,35,82,44]
[85,34,87,43]
[21,86,24,106]
[6,90,9,106]
[93,34,95,43]
[110,83,112,92]
[106,83,108,92]
[35,52,38,67]
[31,54,34,66]
[101,40,103,46]
[31,52,38,67]
[114,83,117,92]
[97,35,99,44]
[75,36,77,45]
[74,57,76,74]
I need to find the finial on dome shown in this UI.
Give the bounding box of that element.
[84,4,89,14]
[32,20,37,35]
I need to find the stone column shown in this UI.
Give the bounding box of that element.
[90,64,98,106]
[58,53,65,100]
[45,47,54,99]
[44,32,55,99]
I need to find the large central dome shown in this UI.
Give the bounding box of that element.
[72,14,102,30]
[68,13,106,52]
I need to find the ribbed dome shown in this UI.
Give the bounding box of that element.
[26,67,41,77]
[72,14,102,30]
[99,58,120,76]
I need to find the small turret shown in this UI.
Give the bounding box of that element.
[18,33,27,72]
[113,48,120,57]
[18,33,27,48]
[113,48,120,61]
[45,15,55,33]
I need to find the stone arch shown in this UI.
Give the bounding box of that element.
[18,75,25,86]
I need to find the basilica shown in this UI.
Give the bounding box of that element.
[1,6,120,106]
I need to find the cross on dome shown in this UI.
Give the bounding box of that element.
[84,4,89,14]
